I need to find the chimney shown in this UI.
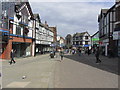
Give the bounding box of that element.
[45,21,48,27]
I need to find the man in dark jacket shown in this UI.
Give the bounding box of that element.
[95,47,101,64]
[60,50,64,60]
[87,48,91,55]
[9,49,16,65]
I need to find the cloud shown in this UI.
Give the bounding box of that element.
[30,2,114,37]
[29,0,115,2]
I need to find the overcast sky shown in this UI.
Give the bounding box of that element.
[29,1,115,37]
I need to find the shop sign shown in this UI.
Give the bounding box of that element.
[92,38,99,41]
[84,45,89,47]
[113,31,120,40]
[103,39,109,43]
[50,44,54,47]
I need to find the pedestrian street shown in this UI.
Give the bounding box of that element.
[2,53,119,88]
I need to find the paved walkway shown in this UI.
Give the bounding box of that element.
[2,54,58,88]
[1,53,119,88]
[65,53,119,75]
[54,53,118,88]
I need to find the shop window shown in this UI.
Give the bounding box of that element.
[21,15,28,24]
[85,36,88,39]
[76,41,79,45]
[76,37,79,40]
[16,25,21,35]
[80,36,82,39]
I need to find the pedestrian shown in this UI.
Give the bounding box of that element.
[85,49,87,54]
[50,51,54,58]
[53,50,56,56]
[72,49,75,54]
[95,47,101,64]
[78,48,81,56]
[87,48,91,55]
[9,49,16,65]
[70,49,72,54]
[60,50,64,60]
[0,72,1,77]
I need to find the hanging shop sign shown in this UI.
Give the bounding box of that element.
[113,31,120,40]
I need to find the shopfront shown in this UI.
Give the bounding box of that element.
[113,31,120,57]
[99,39,109,56]
[118,40,120,57]
[0,29,9,59]
[12,42,32,58]
[0,35,33,59]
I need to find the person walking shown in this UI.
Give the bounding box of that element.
[9,49,16,65]
[72,49,75,54]
[60,50,64,61]
[87,48,91,55]
[95,47,101,64]
[78,48,81,56]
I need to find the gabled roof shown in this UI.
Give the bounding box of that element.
[101,9,108,14]
[91,31,99,38]
[65,34,72,38]
[16,2,34,19]
[34,14,41,23]
[73,32,90,37]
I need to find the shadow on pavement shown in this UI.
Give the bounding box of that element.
[64,53,118,75]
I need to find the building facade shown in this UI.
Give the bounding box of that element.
[91,31,99,53]
[65,34,72,49]
[59,37,65,48]
[98,1,120,57]
[57,35,65,48]
[72,32,91,50]
[0,2,35,59]
[34,14,54,54]
[113,0,120,57]
[49,27,57,43]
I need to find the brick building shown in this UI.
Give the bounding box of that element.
[0,2,35,59]
[49,27,57,43]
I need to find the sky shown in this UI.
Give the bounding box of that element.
[29,0,115,37]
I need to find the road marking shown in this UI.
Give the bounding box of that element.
[6,81,30,88]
